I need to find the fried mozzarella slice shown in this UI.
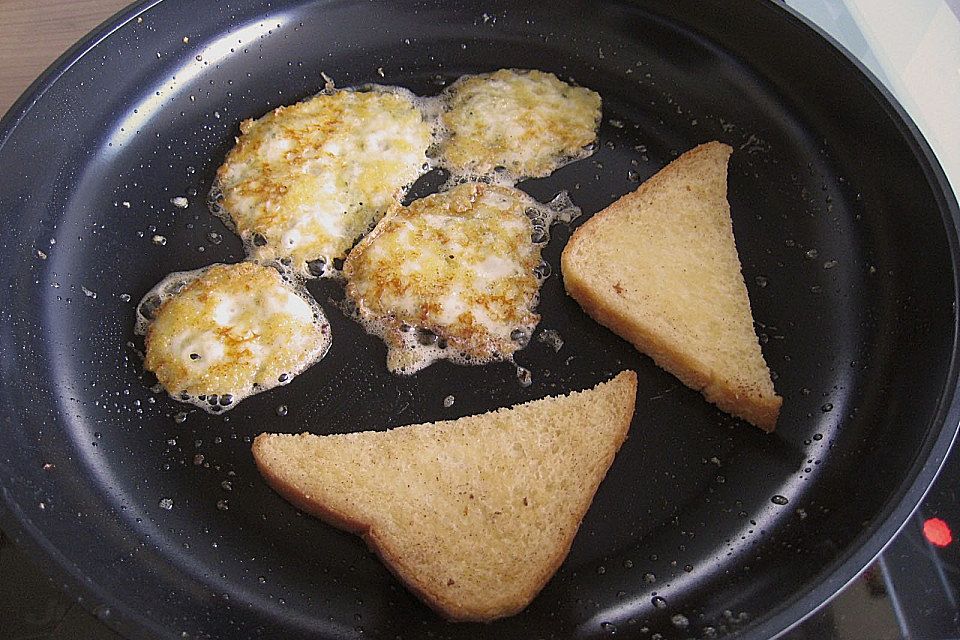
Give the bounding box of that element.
[344,182,565,374]
[213,86,433,276]
[137,262,331,412]
[435,69,601,179]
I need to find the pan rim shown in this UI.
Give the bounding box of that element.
[0,1,958,639]
[735,2,960,638]
[0,0,162,145]
[1,5,178,639]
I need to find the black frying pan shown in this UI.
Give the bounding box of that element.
[1,1,958,638]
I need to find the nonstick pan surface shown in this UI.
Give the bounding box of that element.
[1,1,958,638]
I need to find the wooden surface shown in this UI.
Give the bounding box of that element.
[0,0,131,116]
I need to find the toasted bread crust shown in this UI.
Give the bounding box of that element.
[561,142,781,431]
[252,443,532,622]
[562,265,780,430]
[252,371,637,622]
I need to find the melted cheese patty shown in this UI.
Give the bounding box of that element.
[139,262,331,411]
[213,87,433,276]
[436,69,601,179]
[344,183,555,373]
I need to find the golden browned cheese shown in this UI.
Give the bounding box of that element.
[214,87,433,275]
[344,183,545,373]
[437,69,601,178]
[143,262,330,408]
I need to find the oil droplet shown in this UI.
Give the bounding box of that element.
[821,403,833,412]
[643,572,656,583]
[755,275,768,288]
[771,495,789,506]
[174,412,188,424]
[813,433,823,441]
[152,235,167,246]
[517,366,532,387]
[600,621,617,634]
[119,293,131,302]
[671,614,689,629]
[536,329,564,352]
[216,499,229,511]
[276,405,288,416]
[510,328,530,346]
[804,248,819,259]
[597,565,606,575]
[536,256,554,279]
[159,498,174,510]
[443,395,455,408]
[823,260,838,270]
[652,596,667,609]
[258,576,266,584]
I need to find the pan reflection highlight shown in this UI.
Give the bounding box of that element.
[105,19,280,151]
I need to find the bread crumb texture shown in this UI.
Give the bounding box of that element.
[561,142,781,431]
[253,371,637,622]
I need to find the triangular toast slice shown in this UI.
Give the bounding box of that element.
[252,371,637,622]
[561,142,781,431]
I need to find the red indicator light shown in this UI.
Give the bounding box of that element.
[923,517,953,548]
